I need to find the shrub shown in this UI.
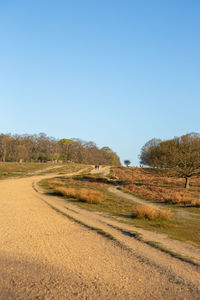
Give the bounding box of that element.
[76,189,103,204]
[132,205,172,220]
[125,183,199,207]
[52,186,103,204]
[191,199,200,207]
[53,187,77,198]
[49,180,66,187]
[113,167,200,188]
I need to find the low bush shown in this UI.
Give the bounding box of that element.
[113,167,200,188]
[53,187,77,198]
[52,186,103,204]
[76,189,103,204]
[192,199,200,207]
[49,180,66,187]
[125,184,200,207]
[132,205,172,220]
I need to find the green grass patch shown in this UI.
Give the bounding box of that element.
[40,177,137,215]
[40,175,200,249]
[0,162,87,180]
[0,162,55,179]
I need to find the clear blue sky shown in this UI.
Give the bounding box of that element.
[0,1,199,165]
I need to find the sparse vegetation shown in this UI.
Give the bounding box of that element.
[0,162,85,180]
[140,133,200,188]
[43,200,116,241]
[126,184,200,207]
[113,167,200,207]
[52,186,103,204]
[40,171,200,247]
[76,189,103,204]
[132,205,172,220]
[40,176,137,214]
[0,162,54,179]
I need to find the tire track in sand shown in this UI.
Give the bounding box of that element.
[0,168,200,299]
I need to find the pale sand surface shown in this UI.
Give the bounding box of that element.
[0,168,200,299]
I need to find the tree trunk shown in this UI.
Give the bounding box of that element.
[185,177,190,189]
[2,149,6,162]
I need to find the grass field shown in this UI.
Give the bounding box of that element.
[0,162,86,180]
[40,172,200,248]
[40,175,137,215]
[113,167,200,207]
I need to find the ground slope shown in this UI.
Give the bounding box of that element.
[0,169,200,299]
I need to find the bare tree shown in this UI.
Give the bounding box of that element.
[0,133,121,166]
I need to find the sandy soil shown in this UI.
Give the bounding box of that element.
[109,186,159,207]
[1,167,200,299]
[90,165,111,176]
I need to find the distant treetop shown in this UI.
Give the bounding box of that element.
[124,160,131,167]
[140,133,200,188]
[0,133,121,166]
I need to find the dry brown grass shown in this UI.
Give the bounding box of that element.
[113,167,200,207]
[52,186,103,204]
[53,187,77,198]
[194,200,200,207]
[49,180,66,187]
[126,184,200,207]
[76,189,103,204]
[132,205,172,220]
[113,167,200,188]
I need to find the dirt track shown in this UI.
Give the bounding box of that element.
[1,168,200,299]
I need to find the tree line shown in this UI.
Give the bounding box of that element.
[0,133,121,166]
[140,133,200,188]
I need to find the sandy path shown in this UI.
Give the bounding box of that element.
[40,189,200,265]
[90,165,111,176]
[109,186,159,207]
[0,169,200,299]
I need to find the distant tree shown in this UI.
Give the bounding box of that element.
[101,147,121,166]
[0,134,11,161]
[59,138,73,161]
[140,133,200,188]
[124,160,131,167]
[140,138,162,167]
[0,133,121,166]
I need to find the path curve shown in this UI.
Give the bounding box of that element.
[109,186,158,208]
[0,167,200,299]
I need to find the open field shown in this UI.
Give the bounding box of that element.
[112,166,200,188]
[40,170,200,248]
[1,164,200,299]
[40,175,138,216]
[0,162,54,179]
[112,167,200,208]
[0,162,86,180]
